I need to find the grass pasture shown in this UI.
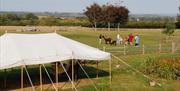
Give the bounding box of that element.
[0,27,180,91]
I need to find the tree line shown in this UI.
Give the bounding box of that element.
[0,4,179,29]
[0,13,88,26]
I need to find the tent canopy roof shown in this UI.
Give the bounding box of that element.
[0,33,111,70]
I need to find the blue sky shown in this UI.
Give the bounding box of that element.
[0,0,179,14]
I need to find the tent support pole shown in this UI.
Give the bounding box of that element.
[39,64,42,91]
[21,66,24,91]
[96,61,99,79]
[59,62,78,91]
[56,62,58,88]
[42,64,57,91]
[24,66,35,91]
[4,69,7,89]
[76,60,99,91]
[109,59,112,85]
[72,59,74,89]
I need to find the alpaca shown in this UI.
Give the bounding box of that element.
[102,35,112,44]
[110,40,116,46]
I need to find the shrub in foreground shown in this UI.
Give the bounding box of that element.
[140,57,180,80]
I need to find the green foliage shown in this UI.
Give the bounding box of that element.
[124,21,166,28]
[0,13,38,26]
[0,13,21,25]
[140,57,180,80]
[162,23,176,36]
[23,13,38,20]
[38,16,58,26]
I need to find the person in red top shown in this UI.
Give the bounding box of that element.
[128,33,134,47]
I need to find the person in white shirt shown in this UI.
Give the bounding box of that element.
[116,34,123,45]
[134,35,139,47]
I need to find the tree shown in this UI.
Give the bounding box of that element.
[84,3,129,28]
[0,13,21,25]
[163,23,176,36]
[23,13,38,20]
[162,23,176,42]
[21,13,38,25]
[176,6,180,28]
[84,3,102,27]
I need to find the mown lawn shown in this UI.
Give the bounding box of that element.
[0,28,180,91]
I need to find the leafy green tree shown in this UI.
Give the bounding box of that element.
[23,13,38,20]
[163,23,176,36]
[21,13,38,25]
[0,13,21,25]
[162,23,176,42]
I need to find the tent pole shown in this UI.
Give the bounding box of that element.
[72,59,74,89]
[42,64,57,91]
[24,66,35,91]
[109,59,112,85]
[59,62,78,91]
[96,61,99,79]
[4,69,7,89]
[56,62,58,89]
[21,66,24,91]
[76,60,99,91]
[39,64,42,91]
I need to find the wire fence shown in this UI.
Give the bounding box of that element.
[101,42,180,56]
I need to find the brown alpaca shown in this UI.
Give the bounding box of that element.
[102,35,112,44]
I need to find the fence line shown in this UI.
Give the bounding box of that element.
[101,42,180,56]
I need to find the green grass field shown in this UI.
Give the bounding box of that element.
[0,28,180,91]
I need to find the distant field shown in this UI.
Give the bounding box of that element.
[0,26,180,91]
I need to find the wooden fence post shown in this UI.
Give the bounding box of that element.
[142,44,145,55]
[103,46,106,51]
[124,45,126,56]
[159,43,161,53]
[172,42,175,53]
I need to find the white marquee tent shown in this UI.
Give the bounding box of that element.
[0,33,111,70]
[0,33,111,91]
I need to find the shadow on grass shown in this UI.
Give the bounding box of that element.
[0,65,109,90]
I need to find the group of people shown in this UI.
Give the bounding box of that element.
[121,33,139,47]
[98,33,139,47]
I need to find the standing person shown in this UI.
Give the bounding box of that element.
[116,34,120,45]
[99,34,102,44]
[134,35,139,47]
[124,37,128,46]
[128,33,134,47]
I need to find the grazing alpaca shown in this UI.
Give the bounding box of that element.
[110,40,116,46]
[102,35,112,44]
